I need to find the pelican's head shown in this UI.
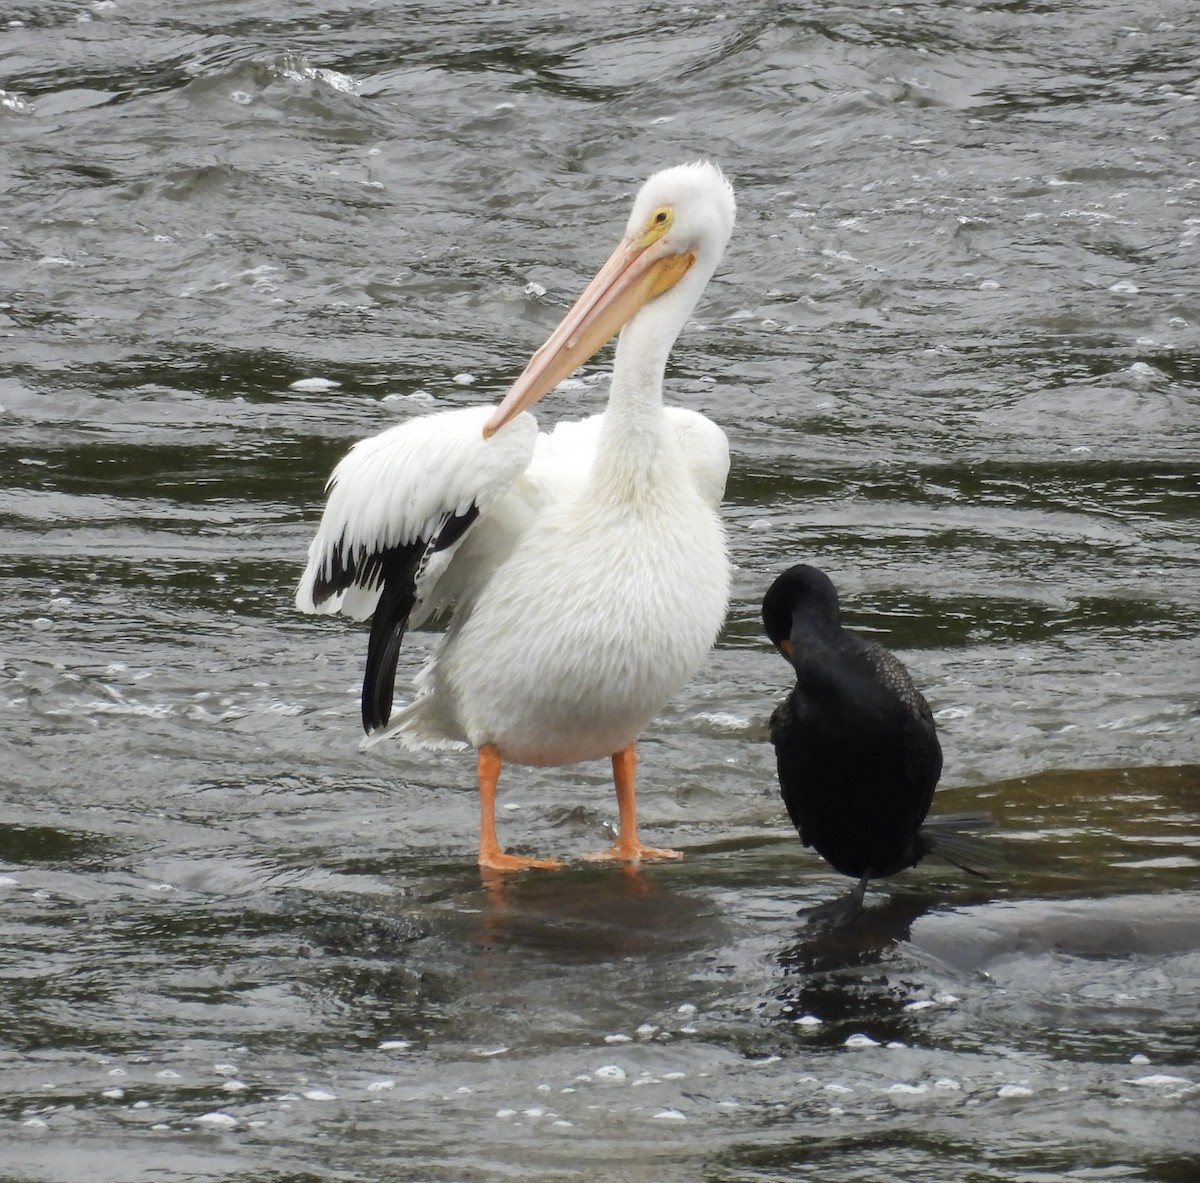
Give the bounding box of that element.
[483,160,736,438]
[621,160,736,279]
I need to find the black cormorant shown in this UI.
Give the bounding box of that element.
[762,563,989,925]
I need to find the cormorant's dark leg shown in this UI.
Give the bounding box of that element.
[801,870,872,928]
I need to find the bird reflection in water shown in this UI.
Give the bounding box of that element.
[473,863,724,962]
[771,891,948,1046]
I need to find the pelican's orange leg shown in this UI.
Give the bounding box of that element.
[582,743,682,863]
[476,743,564,872]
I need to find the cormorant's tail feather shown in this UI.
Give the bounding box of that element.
[919,812,1000,878]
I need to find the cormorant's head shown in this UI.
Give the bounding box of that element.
[761,563,842,659]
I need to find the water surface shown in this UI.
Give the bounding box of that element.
[2,1,1198,1180]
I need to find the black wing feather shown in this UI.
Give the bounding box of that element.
[361,544,427,733]
[358,505,481,734]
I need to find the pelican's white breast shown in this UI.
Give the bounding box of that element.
[437,437,729,765]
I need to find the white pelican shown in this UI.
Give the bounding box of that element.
[296,161,736,871]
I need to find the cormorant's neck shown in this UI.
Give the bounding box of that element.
[790,612,843,655]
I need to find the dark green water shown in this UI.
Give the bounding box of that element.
[2,2,1198,1180]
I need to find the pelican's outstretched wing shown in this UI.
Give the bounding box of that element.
[296,405,538,732]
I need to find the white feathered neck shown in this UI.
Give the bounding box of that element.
[592,161,736,502]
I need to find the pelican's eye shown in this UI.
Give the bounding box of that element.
[640,205,674,245]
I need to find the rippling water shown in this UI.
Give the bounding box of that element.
[2,2,1198,1180]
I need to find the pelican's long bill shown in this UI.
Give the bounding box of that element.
[482,235,695,438]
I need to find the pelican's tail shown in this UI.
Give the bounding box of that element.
[360,693,468,753]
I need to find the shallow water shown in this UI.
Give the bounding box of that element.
[2,1,1199,1180]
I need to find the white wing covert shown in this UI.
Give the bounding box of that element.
[295,405,538,732]
[664,406,729,507]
